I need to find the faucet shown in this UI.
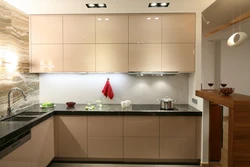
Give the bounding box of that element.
[7,87,27,115]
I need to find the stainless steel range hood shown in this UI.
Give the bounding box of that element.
[128,71,179,76]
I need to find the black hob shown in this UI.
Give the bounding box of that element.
[132,104,177,110]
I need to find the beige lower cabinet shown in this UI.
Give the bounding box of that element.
[124,137,159,159]
[63,44,95,72]
[196,117,202,159]
[0,118,54,167]
[31,44,63,73]
[87,116,123,158]
[96,44,128,72]
[162,44,195,72]
[55,116,88,158]
[0,140,33,167]
[129,44,161,72]
[31,117,54,167]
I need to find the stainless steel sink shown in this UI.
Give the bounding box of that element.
[3,116,37,122]
[18,112,46,116]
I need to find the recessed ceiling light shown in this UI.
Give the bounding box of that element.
[98,3,105,7]
[105,18,109,21]
[86,3,107,8]
[150,3,157,7]
[148,2,170,8]
[147,17,151,20]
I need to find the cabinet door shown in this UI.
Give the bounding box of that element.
[129,14,161,43]
[55,116,88,158]
[129,44,161,71]
[31,44,63,73]
[96,44,128,72]
[30,15,62,44]
[96,15,128,43]
[0,140,32,167]
[162,44,195,72]
[124,137,159,159]
[63,44,95,72]
[31,117,54,167]
[124,116,159,137]
[63,15,95,43]
[162,14,195,43]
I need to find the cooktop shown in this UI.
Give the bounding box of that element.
[132,104,178,110]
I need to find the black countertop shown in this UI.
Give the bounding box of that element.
[0,104,201,149]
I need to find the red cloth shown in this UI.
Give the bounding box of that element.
[102,80,114,99]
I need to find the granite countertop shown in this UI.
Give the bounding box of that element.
[0,103,201,149]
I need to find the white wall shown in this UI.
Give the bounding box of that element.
[221,40,250,95]
[40,73,189,104]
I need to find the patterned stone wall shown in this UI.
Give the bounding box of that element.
[0,0,39,116]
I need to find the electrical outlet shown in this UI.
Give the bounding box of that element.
[192,98,198,104]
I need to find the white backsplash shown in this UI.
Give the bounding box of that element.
[39,73,189,104]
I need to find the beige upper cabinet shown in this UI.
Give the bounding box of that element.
[129,15,161,44]
[162,44,195,72]
[129,44,161,72]
[31,44,63,73]
[96,44,128,72]
[63,15,95,43]
[30,15,62,44]
[64,44,95,72]
[162,14,195,43]
[96,15,128,43]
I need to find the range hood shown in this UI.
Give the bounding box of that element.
[128,71,179,76]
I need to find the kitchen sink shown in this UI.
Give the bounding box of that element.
[3,116,37,122]
[18,112,46,116]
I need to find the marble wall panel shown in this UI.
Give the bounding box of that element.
[0,0,39,116]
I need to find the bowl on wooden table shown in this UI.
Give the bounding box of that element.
[219,87,234,96]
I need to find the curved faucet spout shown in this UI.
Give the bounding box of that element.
[7,87,27,114]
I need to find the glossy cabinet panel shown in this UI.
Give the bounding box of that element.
[96,44,128,72]
[160,116,196,138]
[129,14,161,43]
[31,44,63,73]
[88,137,123,158]
[196,116,202,159]
[124,137,159,159]
[162,44,195,72]
[63,15,95,43]
[124,116,159,137]
[96,15,128,43]
[162,14,195,43]
[129,44,161,71]
[55,116,88,158]
[30,15,62,44]
[63,44,95,72]
[160,138,196,159]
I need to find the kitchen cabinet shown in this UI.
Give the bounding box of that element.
[160,116,197,159]
[31,44,63,73]
[161,44,195,72]
[63,15,95,43]
[0,118,54,167]
[162,14,195,43]
[96,44,128,72]
[55,116,88,158]
[129,44,161,72]
[129,14,161,44]
[63,44,95,72]
[31,117,54,167]
[96,15,128,43]
[88,116,123,158]
[30,15,62,44]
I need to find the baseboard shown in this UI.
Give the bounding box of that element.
[200,162,209,167]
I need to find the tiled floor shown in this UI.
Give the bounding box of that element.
[49,163,199,167]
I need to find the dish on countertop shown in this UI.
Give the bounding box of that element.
[40,104,56,108]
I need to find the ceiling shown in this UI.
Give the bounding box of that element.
[3,0,214,14]
[202,0,250,40]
